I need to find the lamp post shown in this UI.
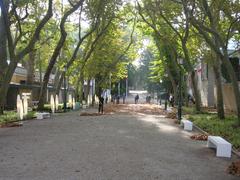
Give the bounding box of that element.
[126,64,130,98]
[177,57,184,122]
[63,65,67,112]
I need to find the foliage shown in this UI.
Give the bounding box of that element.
[68,2,139,95]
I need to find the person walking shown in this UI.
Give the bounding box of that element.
[169,94,174,107]
[105,96,108,104]
[135,94,139,104]
[98,96,104,113]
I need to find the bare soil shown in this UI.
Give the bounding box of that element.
[190,134,208,141]
[227,160,240,176]
[104,103,168,116]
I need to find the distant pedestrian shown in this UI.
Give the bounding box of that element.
[146,95,151,103]
[135,94,139,104]
[98,96,104,113]
[148,95,151,103]
[105,96,108,104]
[169,95,174,107]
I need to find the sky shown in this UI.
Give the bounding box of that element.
[133,39,151,67]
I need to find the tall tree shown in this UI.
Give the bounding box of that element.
[37,0,85,110]
[182,0,240,123]
[0,0,53,114]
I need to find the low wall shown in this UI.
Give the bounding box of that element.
[222,83,238,112]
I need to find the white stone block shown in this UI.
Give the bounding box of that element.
[55,95,59,111]
[50,95,55,113]
[181,119,193,131]
[36,112,50,120]
[17,95,24,120]
[207,136,232,158]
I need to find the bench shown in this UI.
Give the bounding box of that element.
[181,119,193,131]
[207,136,232,158]
[32,101,39,107]
[82,104,89,109]
[36,112,50,120]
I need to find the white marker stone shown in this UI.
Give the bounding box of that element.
[69,94,72,108]
[87,95,90,105]
[22,95,28,116]
[55,95,59,111]
[50,95,55,113]
[72,97,76,110]
[17,95,24,120]
[95,95,99,104]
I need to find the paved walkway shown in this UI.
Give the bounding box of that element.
[0,108,238,180]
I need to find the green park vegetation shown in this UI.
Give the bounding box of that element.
[0,111,36,125]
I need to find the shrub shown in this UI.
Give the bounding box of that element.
[0,111,36,125]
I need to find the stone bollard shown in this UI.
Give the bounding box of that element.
[50,95,55,113]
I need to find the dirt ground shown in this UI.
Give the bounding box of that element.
[0,105,239,179]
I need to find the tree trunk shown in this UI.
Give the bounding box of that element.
[90,79,95,106]
[0,4,8,114]
[221,49,240,123]
[38,1,84,110]
[211,7,224,119]
[0,0,53,113]
[92,90,95,106]
[26,50,36,84]
[79,72,84,103]
[38,36,66,110]
[182,43,201,112]
[212,58,225,119]
[53,69,61,96]
[55,73,64,96]
[166,66,178,104]
[75,77,81,102]
[191,71,201,111]
[0,63,17,114]
[0,79,10,114]
[184,82,189,107]
[53,69,61,88]
[185,0,239,120]
[0,4,8,76]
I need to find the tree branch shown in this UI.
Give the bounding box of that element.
[17,0,53,60]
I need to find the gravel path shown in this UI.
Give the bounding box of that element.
[0,108,238,180]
